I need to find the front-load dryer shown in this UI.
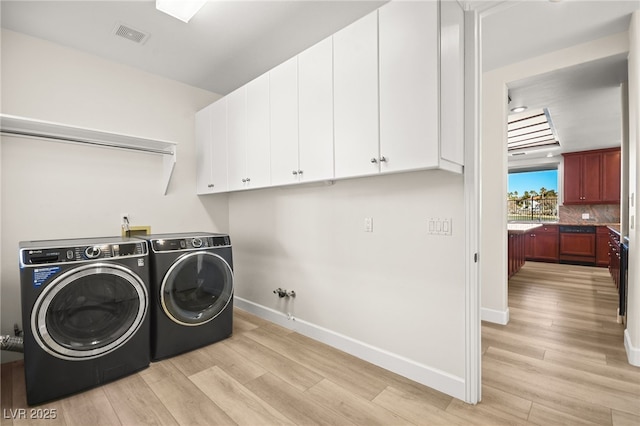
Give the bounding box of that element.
[19,237,150,405]
[141,232,233,361]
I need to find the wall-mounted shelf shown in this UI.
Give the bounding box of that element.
[0,114,177,194]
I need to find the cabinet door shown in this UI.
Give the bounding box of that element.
[379,1,439,173]
[563,154,582,204]
[270,57,299,186]
[206,99,228,194]
[535,233,559,262]
[533,226,559,262]
[601,149,621,203]
[596,227,610,267]
[195,103,214,194]
[439,0,464,166]
[525,233,534,259]
[227,87,247,191]
[333,11,379,178]
[582,152,602,202]
[299,37,334,183]
[559,233,596,257]
[246,73,271,189]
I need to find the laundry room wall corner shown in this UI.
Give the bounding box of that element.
[0,29,230,363]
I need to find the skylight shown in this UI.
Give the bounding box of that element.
[507,108,560,152]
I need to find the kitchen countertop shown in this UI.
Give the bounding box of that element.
[508,222,623,235]
[509,221,620,226]
[507,223,542,234]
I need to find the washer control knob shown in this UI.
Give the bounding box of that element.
[192,238,203,248]
[84,246,101,259]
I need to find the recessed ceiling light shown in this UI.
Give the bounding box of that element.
[156,0,206,23]
[510,106,528,113]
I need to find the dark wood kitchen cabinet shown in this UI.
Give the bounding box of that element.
[563,148,621,205]
[596,226,610,267]
[559,232,596,264]
[508,232,526,278]
[608,228,621,289]
[525,225,559,262]
[601,149,622,203]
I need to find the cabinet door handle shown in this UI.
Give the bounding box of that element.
[292,171,298,175]
[379,156,387,163]
[298,170,303,175]
[241,178,246,183]
[208,184,215,188]
[370,158,378,163]
[246,177,251,183]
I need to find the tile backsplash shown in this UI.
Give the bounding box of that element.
[559,204,620,224]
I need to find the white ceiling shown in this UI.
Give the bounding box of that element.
[479,0,638,166]
[1,0,639,165]
[0,0,385,95]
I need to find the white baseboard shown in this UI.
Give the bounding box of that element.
[481,307,509,325]
[624,329,640,367]
[234,297,466,401]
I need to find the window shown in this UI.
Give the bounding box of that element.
[508,169,558,222]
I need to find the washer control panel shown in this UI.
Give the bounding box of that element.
[21,242,147,265]
[151,235,231,252]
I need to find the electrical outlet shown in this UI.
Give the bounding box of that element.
[582,213,590,220]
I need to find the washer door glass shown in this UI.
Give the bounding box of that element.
[32,263,147,360]
[161,252,233,326]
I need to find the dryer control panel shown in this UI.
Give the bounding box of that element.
[151,235,231,252]
[20,242,148,266]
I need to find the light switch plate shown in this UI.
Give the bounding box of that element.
[428,217,452,236]
[582,213,590,220]
[364,217,373,233]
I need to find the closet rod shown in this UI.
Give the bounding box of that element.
[1,129,175,156]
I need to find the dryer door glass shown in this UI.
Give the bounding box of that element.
[32,263,148,360]
[161,251,233,326]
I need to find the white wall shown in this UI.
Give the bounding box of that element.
[625,11,640,366]
[0,29,228,362]
[229,169,467,398]
[481,32,630,324]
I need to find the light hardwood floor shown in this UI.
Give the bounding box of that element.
[1,261,639,425]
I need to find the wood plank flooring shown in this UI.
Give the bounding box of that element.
[2,261,639,425]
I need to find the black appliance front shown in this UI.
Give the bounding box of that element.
[19,238,150,405]
[144,233,233,361]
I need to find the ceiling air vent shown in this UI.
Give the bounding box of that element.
[113,22,149,44]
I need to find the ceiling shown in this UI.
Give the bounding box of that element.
[479,0,638,167]
[0,0,385,95]
[1,0,639,165]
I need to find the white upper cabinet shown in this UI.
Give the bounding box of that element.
[439,0,465,167]
[227,75,271,191]
[196,100,227,194]
[195,0,464,195]
[271,37,334,186]
[298,36,334,183]
[379,0,463,174]
[333,11,379,179]
[195,103,214,194]
[379,1,439,173]
[246,73,272,189]
[227,86,247,191]
[270,56,299,186]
